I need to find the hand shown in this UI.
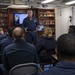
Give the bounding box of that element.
[37,26,40,28]
[25,28,28,32]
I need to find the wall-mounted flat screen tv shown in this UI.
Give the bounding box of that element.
[14,13,28,25]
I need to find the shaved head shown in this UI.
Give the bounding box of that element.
[13,27,24,39]
[57,34,75,60]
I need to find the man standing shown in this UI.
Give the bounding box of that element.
[22,10,39,46]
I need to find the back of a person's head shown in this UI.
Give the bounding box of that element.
[0,28,4,34]
[8,27,14,37]
[44,28,52,38]
[57,34,75,60]
[68,25,75,34]
[13,27,24,39]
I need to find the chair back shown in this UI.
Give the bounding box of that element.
[9,63,38,75]
[38,49,57,63]
[39,49,54,59]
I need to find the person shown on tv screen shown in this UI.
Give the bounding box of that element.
[22,10,40,46]
[15,15,19,25]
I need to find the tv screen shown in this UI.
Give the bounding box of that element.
[38,25,44,31]
[14,13,28,25]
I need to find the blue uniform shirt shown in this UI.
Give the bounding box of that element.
[2,39,38,71]
[0,34,7,41]
[22,17,39,31]
[0,37,14,54]
[38,61,75,75]
[35,36,56,54]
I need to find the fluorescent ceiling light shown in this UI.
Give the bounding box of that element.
[65,1,75,5]
[7,5,29,8]
[41,0,54,4]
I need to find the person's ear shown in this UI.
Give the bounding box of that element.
[12,34,15,40]
[55,48,58,55]
[54,48,58,60]
[22,33,25,40]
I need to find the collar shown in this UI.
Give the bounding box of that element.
[7,36,14,39]
[15,39,25,43]
[55,61,75,69]
[27,17,34,21]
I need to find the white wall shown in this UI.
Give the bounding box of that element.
[72,7,75,25]
[55,7,61,39]
[55,7,72,39]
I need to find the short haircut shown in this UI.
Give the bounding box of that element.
[68,25,75,34]
[27,9,33,15]
[57,34,75,58]
[8,27,14,37]
[13,27,24,39]
[27,9,33,13]
[69,25,75,29]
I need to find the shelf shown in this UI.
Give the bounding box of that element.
[0,16,8,18]
[0,20,8,22]
[0,15,8,18]
[39,16,54,18]
[44,24,55,26]
[0,11,7,13]
[0,22,8,24]
[0,14,8,17]
[0,23,8,25]
[0,9,8,13]
[0,26,8,27]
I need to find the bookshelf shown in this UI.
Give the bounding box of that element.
[0,8,8,32]
[38,9,55,37]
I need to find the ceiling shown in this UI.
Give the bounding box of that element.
[0,0,74,8]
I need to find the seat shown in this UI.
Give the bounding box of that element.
[38,49,58,70]
[9,63,38,75]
